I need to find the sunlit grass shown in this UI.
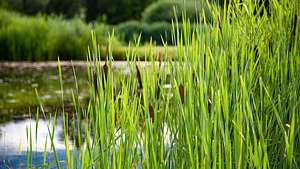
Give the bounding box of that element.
[27,0,300,168]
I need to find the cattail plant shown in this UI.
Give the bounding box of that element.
[29,0,300,168]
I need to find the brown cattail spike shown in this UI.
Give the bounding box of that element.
[208,98,212,113]
[136,64,143,90]
[158,52,163,69]
[155,79,161,100]
[102,60,108,91]
[93,68,98,95]
[179,83,185,104]
[148,103,155,122]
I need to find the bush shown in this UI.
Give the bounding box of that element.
[0,0,8,8]
[94,23,122,47]
[116,21,200,45]
[0,15,49,60]
[0,9,18,27]
[116,21,144,43]
[0,10,121,61]
[46,0,81,18]
[46,17,90,60]
[143,22,174,44]
[142,0,213,24]
[6,0,48,15]
[85,0,156,24]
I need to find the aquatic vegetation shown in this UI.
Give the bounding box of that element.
[25,0,300,168]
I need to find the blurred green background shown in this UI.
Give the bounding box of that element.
[0,0,219,60]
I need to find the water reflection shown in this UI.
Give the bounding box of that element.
[0,61,171,168]
[0,115,78,168]
[0,61,130,121]
[0,62,89,116]
[1,117,64,153]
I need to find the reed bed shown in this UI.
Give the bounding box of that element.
[31,0,299,168]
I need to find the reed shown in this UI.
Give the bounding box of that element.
[27,0,300,168]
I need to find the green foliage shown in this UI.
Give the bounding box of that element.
[46,0,81,18]
[0,0,299,168]
[142,0,213,23]
[94,23,122,46]
[0,15,48,60]
[0,0,217,24]
[4,0,81,18]
[0,0,8,8]
[0,9,17,27]
[7,0,49,15]
[0,10,120,60]
[116,21,144,42]
[116,21,196,45]
[39,0,299,167]
[85,0,156,24]
[1,0,158,23]
[143,22,173,43]
[45,18,89,60]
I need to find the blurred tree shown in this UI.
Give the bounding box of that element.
[0,0,8,8]
[3,0,161,23]
[7,0,48,15]
[85,0,156,24]
[47,0,81,18]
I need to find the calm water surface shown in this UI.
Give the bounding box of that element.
[0,61,164,168]
[0,62,89,168]
[0,116,79,168]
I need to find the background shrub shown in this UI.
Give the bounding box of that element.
[46,0,81,18]
[0,15,48,60]
[0,9,18,27]
[143,22,174,44]
[0,0,8,9]
[116,21,144,43]
[142,0,213,24]
[116,21,201,45]
[93,23,122,47]
[46,18,86,60]
[0,10,121,61]
[85,0,156,24]
[6,0,49,15]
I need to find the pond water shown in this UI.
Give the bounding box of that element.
[0,62,89,168]
[0,116,78,168]
[0,62,90,119]
[0,61,167,168]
